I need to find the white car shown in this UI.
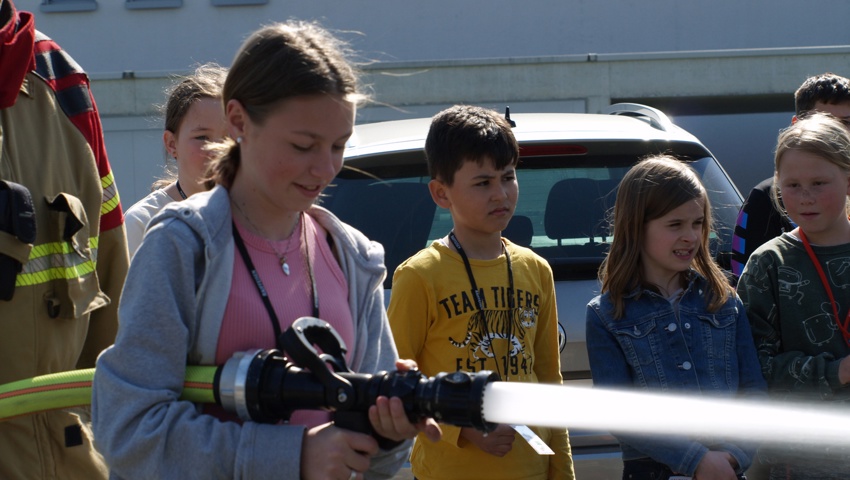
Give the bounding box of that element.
[323,103,743,479]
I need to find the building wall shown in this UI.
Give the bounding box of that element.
[33,1,850,74]
[29,1,850,204]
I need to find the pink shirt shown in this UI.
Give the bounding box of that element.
[214,213,353,427]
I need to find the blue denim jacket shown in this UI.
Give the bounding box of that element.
[586,272,767,476]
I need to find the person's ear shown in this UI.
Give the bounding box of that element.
[163,130,177,159]
[428,179,451,209]
[791,115,799,124]
[226,99,247,140]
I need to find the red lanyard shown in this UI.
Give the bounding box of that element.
[799,229,850,346]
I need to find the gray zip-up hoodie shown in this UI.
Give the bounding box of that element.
[92,185,410,479]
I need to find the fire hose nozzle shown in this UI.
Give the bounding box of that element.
[215,317,500,435]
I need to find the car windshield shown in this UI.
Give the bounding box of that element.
[322,154,740,287]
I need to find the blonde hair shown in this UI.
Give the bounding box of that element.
[205,20,364,189]
[600,155,732,319]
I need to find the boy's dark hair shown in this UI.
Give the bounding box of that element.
[794,73,850,116]
[424,105,518,185]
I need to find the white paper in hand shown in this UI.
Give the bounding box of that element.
[511,424,554,455]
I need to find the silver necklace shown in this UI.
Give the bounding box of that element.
[231,200,301,276]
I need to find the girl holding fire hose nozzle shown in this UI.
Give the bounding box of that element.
[91,21,440,480]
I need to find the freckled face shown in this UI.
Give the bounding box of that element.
[777,149,850,245]
[641,198,705,290]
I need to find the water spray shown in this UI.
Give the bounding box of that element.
[482,382,850,454]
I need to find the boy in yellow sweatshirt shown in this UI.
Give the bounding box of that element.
[388,105,574,480]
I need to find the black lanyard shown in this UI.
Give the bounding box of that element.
[448,231,514,380]
[232,221,318,349]
[799,229,850,346]
[175,181,188,200]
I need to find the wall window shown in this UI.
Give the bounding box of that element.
[125,0,182,9]
[211,0,268,5]
[40,0,98,12]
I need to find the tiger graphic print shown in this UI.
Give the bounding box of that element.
[449,306,537,377]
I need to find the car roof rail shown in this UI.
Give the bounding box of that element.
[602,103,672,132]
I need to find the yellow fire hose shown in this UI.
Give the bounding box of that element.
[0,366,217,422]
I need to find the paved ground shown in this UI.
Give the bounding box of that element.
[390,463,413,479]
[391,470,413,480]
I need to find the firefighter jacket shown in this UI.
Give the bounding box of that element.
[0,2,130,478]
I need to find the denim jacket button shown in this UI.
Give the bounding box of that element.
[683,323,691,329]
[680,361,692,370]
[667,322,677,332]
